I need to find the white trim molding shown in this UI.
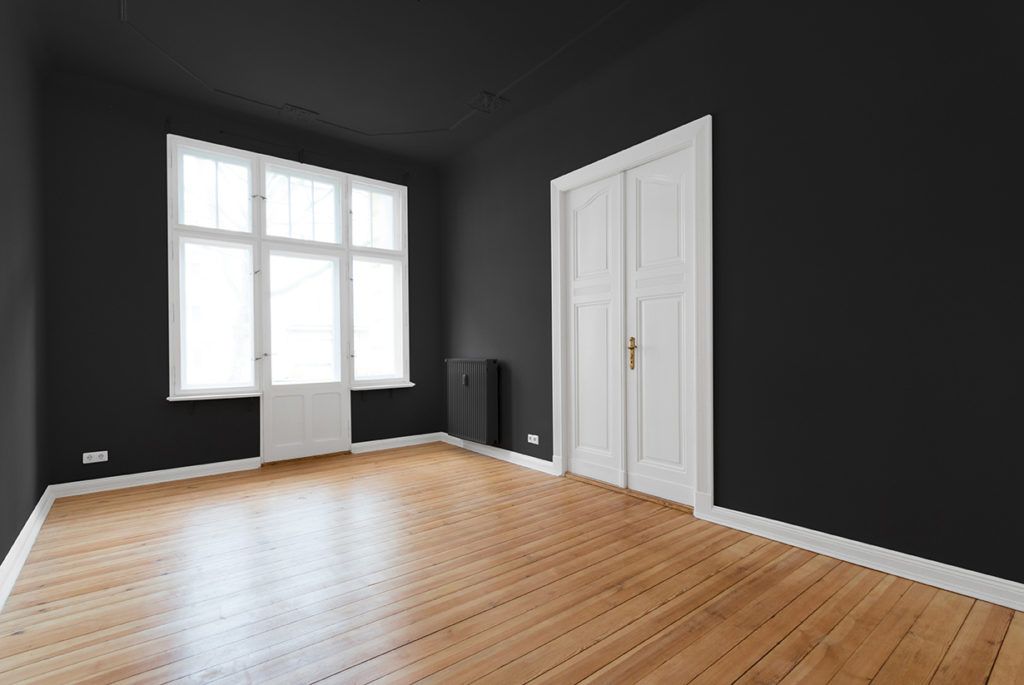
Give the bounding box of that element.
[0,489,56,612]
[351,432,447,453]
[550,115,714,505]
[442,435,562,476]
[697,505,1024,612]
[353,432,561,476]
[49,457,262,499]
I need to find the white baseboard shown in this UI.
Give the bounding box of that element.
[697,505,1024,612]
[49,457,263,499]
[0,488,55,612]
[350,432,448,454]
[441,435,561,476]
[351,432,561,477]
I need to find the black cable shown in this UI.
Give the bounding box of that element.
[121,0,634,137]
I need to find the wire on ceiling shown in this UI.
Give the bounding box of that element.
[119,0,634,137]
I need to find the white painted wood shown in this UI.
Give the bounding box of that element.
[565,175,626,487]
[166,135,413,410]
[551,115,713,506]
[347,173,411,389]
[167,135,263,402]
[550,183,568,476]
[692,118,715,514]
[48,458,263,498]
[0,488,55,612]
[261,247,351,462]
[350,432,447,453]
[350,381,416,391]
[698,505,1024,612]
[442,435,562,476]
[624,148,695,505]
[165,392,262,402]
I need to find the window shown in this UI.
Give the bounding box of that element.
[178,238,255,391]
[352,256,405,381]
[177,147,252,232]
[265,166,340,244]
[351,183,399,250]
[269,252,342,384]
[348,180,407,384]
[167,135,411,399]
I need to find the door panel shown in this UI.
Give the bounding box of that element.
[575,302,611,452]
[638,294,683,466]
[574,192,610,278]
[625,148,695,504]
[269,394,305,448]
[566,176,624,486]
[263,248,350,461]
[637,178,683,268]
[311,392,344,442]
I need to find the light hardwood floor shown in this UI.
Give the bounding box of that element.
[0,442,1020,684]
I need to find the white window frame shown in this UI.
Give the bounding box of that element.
[347,174,411,389]
[167,134,412,401]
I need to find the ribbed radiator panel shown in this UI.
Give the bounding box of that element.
[445,359,498,445]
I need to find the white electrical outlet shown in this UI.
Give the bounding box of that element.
[83,450,108,464]
[527,434,540,445]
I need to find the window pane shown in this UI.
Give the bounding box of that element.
[351,184,398,250]
[266,167,340,244]
[179,239,254,389]
[180,150,251,232]
[269,253,341,384]
[352,257,404,380]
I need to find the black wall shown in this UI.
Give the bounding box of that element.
[0,1,44,558]
[443,0,1024,581]
[41,72,444,485]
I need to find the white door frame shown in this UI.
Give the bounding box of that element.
[550,115,714,514]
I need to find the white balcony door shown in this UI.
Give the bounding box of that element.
[262,247,351,461]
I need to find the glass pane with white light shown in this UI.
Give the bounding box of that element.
[269,252,342,385]
[179,149,251,232]
[352,257,404,380]
[351,184,398,250]
[179,238,255,390]
[266,167,340,244]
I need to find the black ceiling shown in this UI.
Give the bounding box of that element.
[30,0,700,160]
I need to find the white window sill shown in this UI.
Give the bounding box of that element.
[167,392,262,402]
[167,382,415,400]
[351,381,416,391]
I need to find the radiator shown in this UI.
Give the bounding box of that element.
[445,359,499,445]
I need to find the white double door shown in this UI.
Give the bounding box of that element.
[567,148,696,505]
[261,244,351,462]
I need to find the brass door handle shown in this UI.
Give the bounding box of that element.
[628,336,637,370]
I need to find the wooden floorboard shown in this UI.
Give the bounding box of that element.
[0,442,1018,684]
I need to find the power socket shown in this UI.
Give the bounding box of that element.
[83,450,108,464]
[527,434,540,445]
